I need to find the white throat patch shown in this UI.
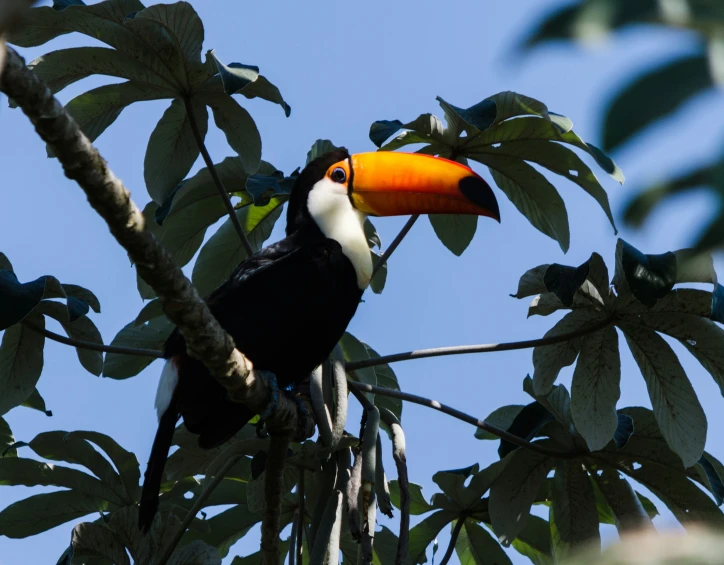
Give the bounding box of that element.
[307,176,372,289]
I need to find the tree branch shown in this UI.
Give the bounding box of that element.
[22,319,163,358]
[262,432,293,565]
[379,408,409,565]
[183,95,254,257]
[348,382,579,459]
[347,315,614,371]
[439,519,464,565]
[371,214,419,278]
[2,46,308,435]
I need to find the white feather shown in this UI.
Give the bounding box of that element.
[155,359,178,420]
[307,176,372,289]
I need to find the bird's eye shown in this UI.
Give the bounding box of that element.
[330,167,347,183]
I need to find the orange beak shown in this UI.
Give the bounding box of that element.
[347,152,500,221]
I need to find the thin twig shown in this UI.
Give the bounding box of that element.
[156,455,242,565]
[297,472,305,565]
[371,214,419,278]
[439,519,465,565]
[346,315,614,371]
[22,319,163,358]
[183,95,254,257]
[348,382,578,459]
[289,509,298,565]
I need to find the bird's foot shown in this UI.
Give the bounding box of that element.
[255,370,279,437]
[284,390,313,441]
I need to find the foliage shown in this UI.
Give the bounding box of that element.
[523,1,724,252]
[370,91,622,254]
[4,1,724,565]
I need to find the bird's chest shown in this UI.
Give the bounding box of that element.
[232,244,362,382]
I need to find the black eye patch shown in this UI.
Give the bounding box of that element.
[331,167,347,183]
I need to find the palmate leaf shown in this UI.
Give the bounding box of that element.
[516,239,724,466]
[9,0,288,204]
[0,312,45,415]
[370,91,620,254]
[102,316,172,379]
[455,521,513,565]
[191,198,285,297]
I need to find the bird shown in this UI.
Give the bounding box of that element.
[138,148,500,531]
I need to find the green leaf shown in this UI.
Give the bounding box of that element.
[0,416,16,456]
[0,271,65,330]
[428,214,477,256]
[169,540,222,565]
[510,515,553,565]
[182,502,266,558]
[62,284,101,314]
[231,538,290,565]
[35,301,104,376]
[591,466,653,532]
[70,431,140,504]
[144,97,207,204]
[7,0,146,49]
[21,388,52,417]
[134,2,204,67]
[236,75,291,117]
[27,431,126,500]
[26,46,171,97]
[550,461,600,560]
[621,324,707,468]
[69,522,130,565]
[697,454,724,506]
[456,520,513,565]
[628,311,724,398]
[613,239,676,307]
[407,510,457,564]
[203,93,262,174]
[623,163,719,228]
[209,51,259,94]
[63,81,171,144]
[571,325,621,451]
[532,310,602,395]
[369,120,404,148]
[489,447,554,545]
[158,157,254,268]
[475,405,525,440]
[191,199,284,297]
[470,142,616,234]
[603,55,713,151]
[307,139,340,164]
[543,262,590,308]
[0,490,109,538]
[485,158,570,252]
[512,264,550,299]
[102,317,172,379]
[0,253,12,272]
[436,97,495,133]
[0,313,45,415]
[389,481,434,515]
[133,299,165,326]
[498,402,553,458]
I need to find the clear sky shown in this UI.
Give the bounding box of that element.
[2,1,724,564]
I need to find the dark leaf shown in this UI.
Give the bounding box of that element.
[499,402,553,458]
[475,405,525,441]
[613,413,634,449]
[550,461,600,560]
[428,214,477,256]
[102,317,172,379]
[603,55,713,151]
[697,454,724,506]
[21,388,52,417]
[543,262,590,307]
[307,139,340,164]
[1,416,17,457]
[455,520,513,565]
[369,120,404,148]
[0,490,109,538]
[614,239,676,307]
[69,522,130,565]
[203,93,262,174]
[0,271,64,330]
[389,481,434,515]
[407,510,457,564]
[144,97,207,204]
[0,313,45,415]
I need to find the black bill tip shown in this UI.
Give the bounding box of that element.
[459,175,500,222]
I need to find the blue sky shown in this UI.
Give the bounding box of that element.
[2,1,724,563]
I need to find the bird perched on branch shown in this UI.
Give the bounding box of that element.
[138,149,500,531]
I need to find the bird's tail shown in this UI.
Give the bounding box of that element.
[138,393,179,533]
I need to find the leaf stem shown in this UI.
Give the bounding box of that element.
[156,454,242,565]
[346,315,614,371]
[183,95,254,257]
[348,381,578,459]
[21,319,163,358]
[439,519,464,565]
[371,214,419,277]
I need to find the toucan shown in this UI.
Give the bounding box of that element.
[138,149,500,531]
